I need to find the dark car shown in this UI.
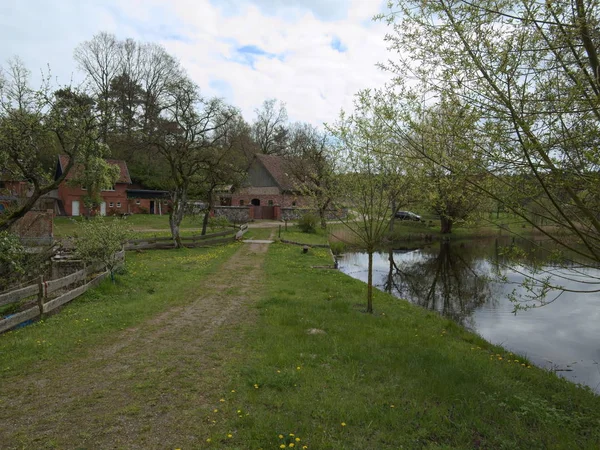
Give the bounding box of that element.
[394,210,421,221]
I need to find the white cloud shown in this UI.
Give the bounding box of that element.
[0,0,393,126]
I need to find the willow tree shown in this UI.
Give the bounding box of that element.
[328,91,408,313]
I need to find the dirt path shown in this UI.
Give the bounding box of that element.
[0,238,272,449]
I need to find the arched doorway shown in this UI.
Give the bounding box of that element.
[251,198,260,206]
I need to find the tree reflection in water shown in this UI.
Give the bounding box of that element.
[384,242,496,328]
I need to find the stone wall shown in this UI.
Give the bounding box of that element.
[213,206,251,224]
[281,207,347,222]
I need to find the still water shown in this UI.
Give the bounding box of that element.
[337,237,600,393]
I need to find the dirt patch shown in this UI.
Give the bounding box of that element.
[0,239,272,449]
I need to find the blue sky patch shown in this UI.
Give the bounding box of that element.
[330,36,347,53]
[234,44,284,68]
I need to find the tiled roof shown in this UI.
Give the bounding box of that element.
[58,155,132,184]
[255,154,295,191]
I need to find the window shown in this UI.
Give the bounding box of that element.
[102,185,115,191]
[268,200,274,206]
[109,202,114,207]
[81,185,87,190]
[136,200,141,205]
[117,202,121,208]
[239,200,244,206]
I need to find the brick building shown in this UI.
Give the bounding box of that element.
[219,154,308,220]
[56,155,132,216]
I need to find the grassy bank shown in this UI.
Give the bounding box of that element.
[0,244,238,377]
[208,243,600,449]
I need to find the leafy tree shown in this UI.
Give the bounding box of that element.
[378,0,600,272]
[74,217,130,282]
[67,152,121,216]
[0,60,101,231]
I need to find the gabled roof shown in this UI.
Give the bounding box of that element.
[255,154,295,191]
[58,155,132,184]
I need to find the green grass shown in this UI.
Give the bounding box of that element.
[53,215,203,238]
[0,244,239,377]
[206,243,600,449]
[279,225,330,246]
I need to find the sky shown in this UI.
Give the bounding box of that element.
[0,0,393,127]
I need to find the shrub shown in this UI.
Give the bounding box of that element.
[330,241,347,255]
[298,213,318,233]
[208,216,230,232]
[75,217,131,281]
[0,231,25,291]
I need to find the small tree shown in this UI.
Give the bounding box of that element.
[74,217,130,281]
[328,91,406,313]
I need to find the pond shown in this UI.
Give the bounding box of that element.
[337,237,600,393]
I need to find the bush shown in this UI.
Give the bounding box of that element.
[208,216,230,232]
[75,217,131,281]
[0,231,25,291]
[330,241,347,255]
[298,213,318,233]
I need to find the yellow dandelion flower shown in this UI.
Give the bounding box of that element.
[277,370,281,373]
[278,434,284,439]
[289,433,295,437]
[295,437,301,442]
[213,409,218,413]
[289,444,295,448]
[231,390,236,393]
[280,445,286,449]
[206,438,211,443]
[296,366,301,370]
[220,398,225,402]
[254,384,259,389]
[341,422,346,427]
[227,433,232,438]
[390,404,395,408]
[303,446,308,450]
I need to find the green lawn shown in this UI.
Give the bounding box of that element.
[53,215,203,238]
[0,244,239,377]
[279,225,330,246]
[206,243,600,449]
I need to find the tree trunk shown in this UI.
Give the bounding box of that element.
[201,211,210,236]
[169,188,186,248]
[440,216,453,234]
[319,198,331,229]
[367,250,374,313]
[201,197,214,236]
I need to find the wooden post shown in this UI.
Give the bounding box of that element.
[37,275,45,317]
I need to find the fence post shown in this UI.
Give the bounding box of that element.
[37,275,45,316]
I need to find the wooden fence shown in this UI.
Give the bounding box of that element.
[0,250,125,334]
[125,225,248,250]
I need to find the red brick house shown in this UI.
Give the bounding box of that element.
[220,154,308,219]
[56,155,132,216]
[56,156,170,216]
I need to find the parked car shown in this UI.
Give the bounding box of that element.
[394,210,421,221]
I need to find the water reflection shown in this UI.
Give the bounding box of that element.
[337,237,600,393]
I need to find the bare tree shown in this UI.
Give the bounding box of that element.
[252,98,289,155]
[286,123,337,229]
[74,32,121,142]
[147,77,237,247]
